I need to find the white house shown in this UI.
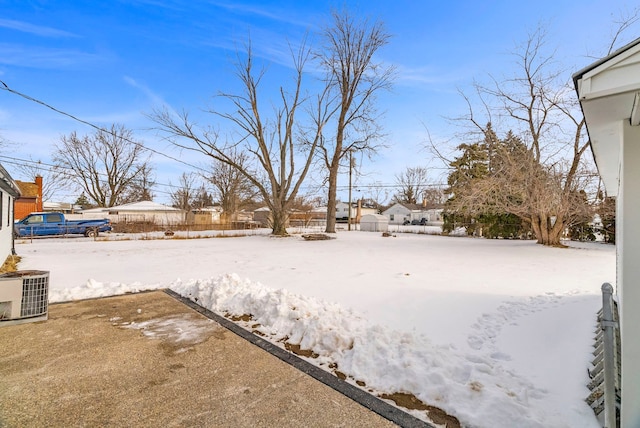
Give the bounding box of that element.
[77,201,185,226]
[382,202,444,225]
[574,36,640,427]
[336,201,378,223]
[0,164,21,263]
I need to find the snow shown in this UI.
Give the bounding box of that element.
[16,230,615,427]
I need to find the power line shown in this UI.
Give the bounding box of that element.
[0,154,194,199]
[0,80,210,175]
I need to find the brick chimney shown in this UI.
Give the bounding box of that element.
[35,175,43,211]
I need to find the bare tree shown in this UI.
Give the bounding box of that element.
[207,151,257,224]
[363,181,391,209]
[12,157,65,202]
[447,130,592,244]
[393,166,429,204]
[119,164,155,204]
[153,39,331,235]
[53,124,150,207]
[170,172,196,221]
[317,9,395,233]
[191,184,214,209]
[423,186,446,207]
[449,28,592,245]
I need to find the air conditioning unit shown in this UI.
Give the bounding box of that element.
[0,270,49,326]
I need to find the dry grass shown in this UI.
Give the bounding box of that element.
[0,255,21,274]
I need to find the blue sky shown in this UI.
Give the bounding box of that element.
[1,0,638,205]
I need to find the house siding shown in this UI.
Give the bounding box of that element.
[0,164,20,263]
[382,204,411,224]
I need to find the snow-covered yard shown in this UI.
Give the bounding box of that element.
[16,231,615,427]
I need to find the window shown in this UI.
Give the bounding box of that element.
[390,214,394,221]
[46,213,63,223]
[24,214,44,224]
[0,191,3,230]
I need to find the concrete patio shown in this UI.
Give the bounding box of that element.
[0,290,429,427]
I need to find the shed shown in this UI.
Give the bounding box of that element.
[574,36,640,427]
[360,214,388,232]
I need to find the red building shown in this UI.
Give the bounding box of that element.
[14,176,43,221]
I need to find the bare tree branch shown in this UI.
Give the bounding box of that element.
[52,124,151,207]
[317,9,395,233]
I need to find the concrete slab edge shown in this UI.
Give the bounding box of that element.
[163,288,435,428]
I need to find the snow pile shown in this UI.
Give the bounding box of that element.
[171,273,562,427]
[49,278,161,302]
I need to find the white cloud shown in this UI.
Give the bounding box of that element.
[0,44,106,69]
[0,19,77,38]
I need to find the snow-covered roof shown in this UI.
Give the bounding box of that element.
[82,201,182,213]
[44,201,82,211]
[193,206,222,212]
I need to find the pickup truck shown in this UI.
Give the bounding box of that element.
[14,212,112,238]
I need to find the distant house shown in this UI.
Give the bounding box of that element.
[14,176,43,221]
[78,201,185,226]
[43,201,82,214]
[382,202,443,225]
[0,164,21,262]
[336,201,378,223]
[192,206,222,225]
[289,207,327,228]
[252,206,271,227]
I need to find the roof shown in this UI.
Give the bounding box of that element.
[44,201,83,211]
[383,202,442,213]
[15,180,39,198]
[0,163,21,197]
[573,37,640,195]
[83,201,182,213]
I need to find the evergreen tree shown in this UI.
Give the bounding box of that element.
[444,124,529,239]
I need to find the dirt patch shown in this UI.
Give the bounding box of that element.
[284,342,319,358]
[380,392,461,428]
[227,313,253,322]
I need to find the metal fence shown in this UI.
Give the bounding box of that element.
[587,283,620,428]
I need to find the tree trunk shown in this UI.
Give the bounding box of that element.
[270,207,289,236]
[530,213,563,246]
[325,166,338,233]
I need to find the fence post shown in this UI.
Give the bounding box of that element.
[601,282,617,428]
